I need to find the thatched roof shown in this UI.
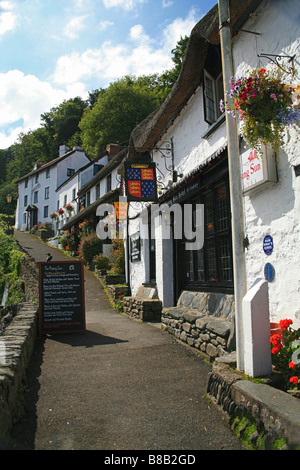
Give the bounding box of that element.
[128,0,263,157]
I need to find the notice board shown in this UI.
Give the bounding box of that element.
[38,261,86,335]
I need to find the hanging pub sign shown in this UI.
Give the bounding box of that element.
[124,161,158,202]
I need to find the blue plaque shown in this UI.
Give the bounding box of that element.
[264,263,275,282]
[263,235,273,255]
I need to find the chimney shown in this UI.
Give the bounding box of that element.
[106,144,121,160]
[59,144,68,157]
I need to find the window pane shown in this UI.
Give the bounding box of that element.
[219,235,232,281]
[216,184,229,231]
[196,248,205,281]
[185,250,194,281]
[205,74,216,122]
[205,191,214,234]
[206,237,217,281]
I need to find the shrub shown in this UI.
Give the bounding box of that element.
[110,238,125,274]
[78,232,102,264]
[93,254,111,271]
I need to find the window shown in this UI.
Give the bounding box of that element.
[35,174,39,184]
[34,191,38,203]
[72,188,76,201]
[45,187,50,200]
[44,206,49,218]
[46,168,50,178]
[64,195,67,206]
[203,70,224,124]
[23,213,27,224]
[24,195,28,207]
[25,179,28,188]
[106,174,112,193]
[96,183,100,199]
[67,168,75,177]
[86,191,90,206]
[182,179,232,291]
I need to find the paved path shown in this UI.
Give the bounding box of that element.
[9,231,244,451]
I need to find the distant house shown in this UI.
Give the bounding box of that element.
[60,144,126,234]
[55,151,108,231]
[15,145,90,231]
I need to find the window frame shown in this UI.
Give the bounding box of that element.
[203,69,224,125]
[179,175,233,293]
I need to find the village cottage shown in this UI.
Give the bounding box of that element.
[15,145,90,232]
[121,0,300,363]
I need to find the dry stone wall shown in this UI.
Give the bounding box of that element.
[161,291,235,358]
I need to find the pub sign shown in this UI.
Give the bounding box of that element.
[124,161,157,202]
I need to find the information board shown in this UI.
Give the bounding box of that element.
[39,261,86,335]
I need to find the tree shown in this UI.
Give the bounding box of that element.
[79,76,161,157]
[6,128,52,182]
[158,35,189,93]
[41,97,87,153]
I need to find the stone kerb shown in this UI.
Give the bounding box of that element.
[161,291,235,358]
[123,285,162,322]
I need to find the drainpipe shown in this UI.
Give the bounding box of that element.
[218,0,247,371]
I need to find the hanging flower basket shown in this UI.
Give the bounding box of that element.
[57,208,65,217]
[65,203,74,214]
[50,212,58,220]
[220,68,300,152]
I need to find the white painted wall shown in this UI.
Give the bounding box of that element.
[232,0,300,326]
[128,0,300,326]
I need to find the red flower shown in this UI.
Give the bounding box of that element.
[289,361,296,369]
[271,345,282,355]
[65,245,69,250]
[279,319,293,331]
[289,376,299,386]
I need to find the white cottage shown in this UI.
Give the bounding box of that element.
[125,0,300,329]
[15,145,90,231]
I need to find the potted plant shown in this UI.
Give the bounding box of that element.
[221,68,300,152]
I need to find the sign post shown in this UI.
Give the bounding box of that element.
[38,261,86,335]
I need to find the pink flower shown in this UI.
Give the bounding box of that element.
[270,93,277,100]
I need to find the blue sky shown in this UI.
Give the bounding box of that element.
[0,0,217,149]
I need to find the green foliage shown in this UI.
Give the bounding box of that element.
[41,97,87,151]
[93,254,112,271]
[0,227,25,304]
[78,232,102,264]
[110,238,125,274]
[79,76,161,157]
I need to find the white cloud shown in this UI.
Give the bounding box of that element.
[162,7,196,51]
[162,0,173,7]
[64,15,88,39]
[0,0,17,36]
[99,20,114,31]
[103,0,147,11]
[52,9,196,87]
[0,70,84,149]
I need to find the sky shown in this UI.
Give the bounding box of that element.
[0,0,217,150]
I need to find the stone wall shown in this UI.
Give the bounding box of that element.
[123,297,162,322]
[207,359,300,450]
[19,255,39,304]
[0,302,38,446]
[161,291,235,358]
[123,285,162,322]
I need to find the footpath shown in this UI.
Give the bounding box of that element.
[5,230,245,451]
